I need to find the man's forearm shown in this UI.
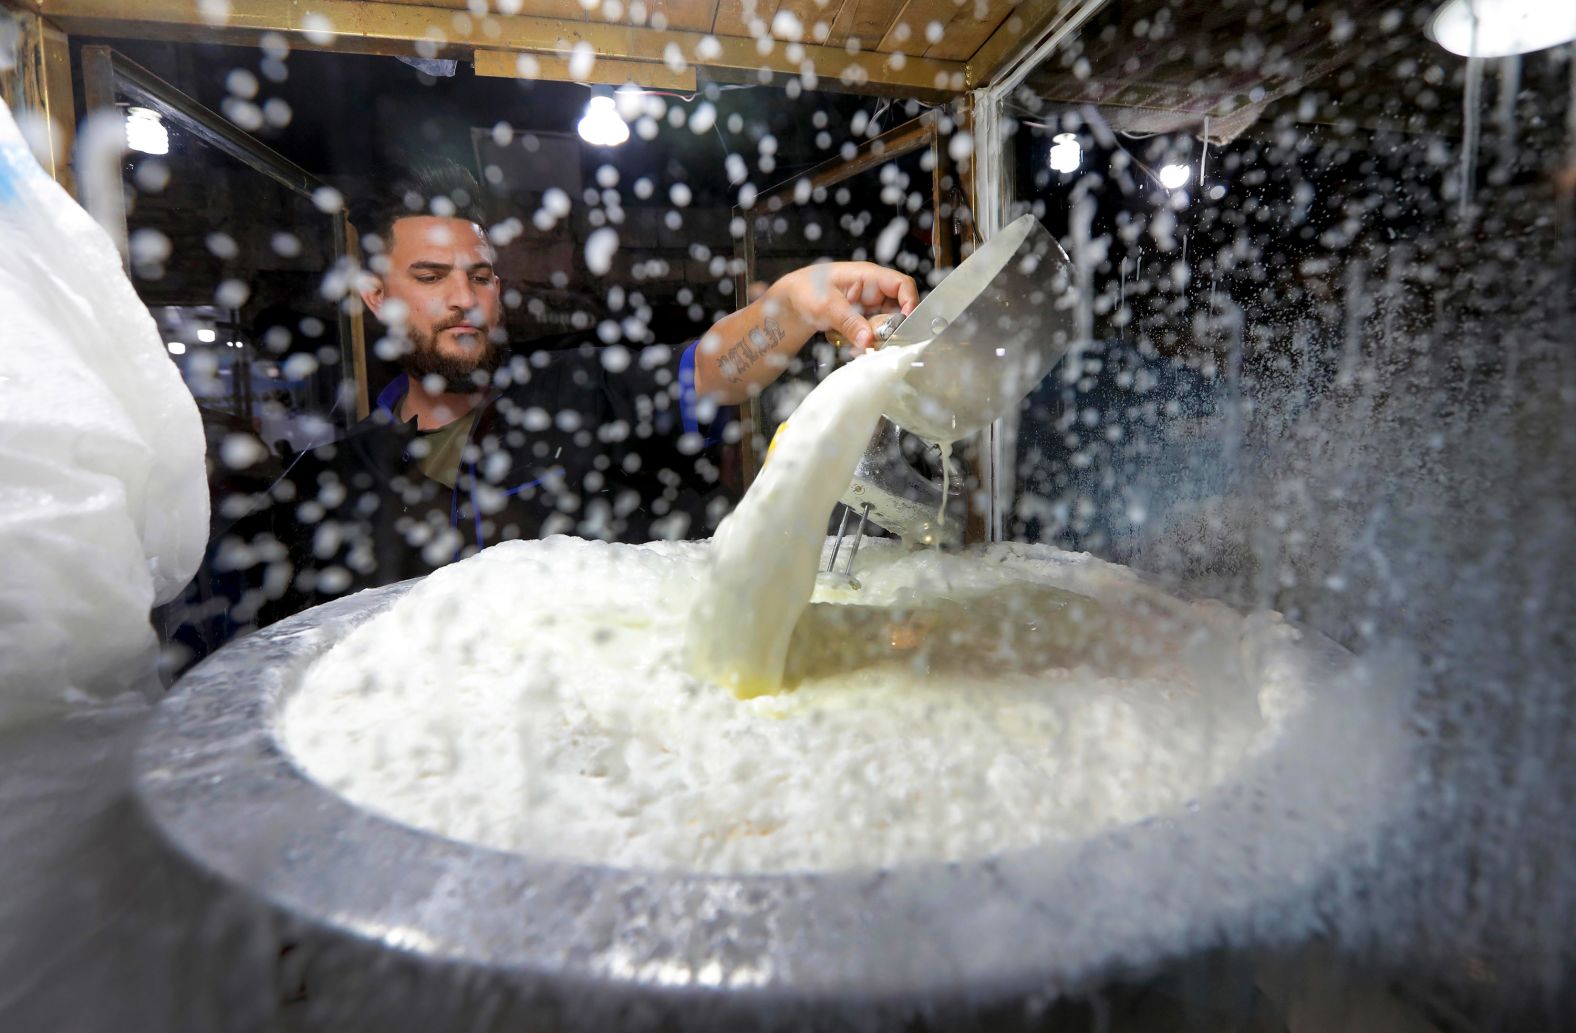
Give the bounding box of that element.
[691,263,918,404]
[694,287,816,404]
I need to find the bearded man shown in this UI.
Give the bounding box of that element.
[230,159,917,626]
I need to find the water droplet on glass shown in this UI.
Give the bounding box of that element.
[215,279,250,308]
[585,227,619,275]
[568,41,595,81]
[220,433,267,469]
[129,228,171,265]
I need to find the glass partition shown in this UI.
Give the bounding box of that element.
[78,45,365,668]
[996,4,1573,622]
[8,5,1568,1031]
[988,2,1573,1022]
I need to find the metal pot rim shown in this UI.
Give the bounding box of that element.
[135,573,1403,1006]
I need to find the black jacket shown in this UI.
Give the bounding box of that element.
[222,340,734,628]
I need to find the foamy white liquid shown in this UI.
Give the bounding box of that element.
[282,536,1306,874]
[686,345,918,697]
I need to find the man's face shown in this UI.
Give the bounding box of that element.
[363,215,504,389]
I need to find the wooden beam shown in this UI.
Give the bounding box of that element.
[732,222,763,488]
[700,60,942,100]
[41,0,967,97]
[474,48,697,91]
[340,209,370,420]
[966,0,1108,89]
[35,14,73,190]
[1,6,76,193]
[749,109,937,213]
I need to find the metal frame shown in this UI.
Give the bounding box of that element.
[965,0,1111,90]
[967,0,1110,540]
[78,45,370,422]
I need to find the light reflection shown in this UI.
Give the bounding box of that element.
[598,939,775,989]
[336,914,444,955]
[577,94,630,148]
[124,106,169,155]
[1158,163,1191,190]
[1048,132,1082,174]
[1428,0,1576,57]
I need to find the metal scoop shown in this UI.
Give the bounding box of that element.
[882,213,1077,444]
[826,215,1078,555]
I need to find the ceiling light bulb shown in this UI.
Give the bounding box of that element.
[577,95,630,147]
[125,106,169,155]
[1428,0,1576,58]
[166,341,186,355]
[1158,163,1190,190]
[197,328,216,342]
[1048,132,1082,174]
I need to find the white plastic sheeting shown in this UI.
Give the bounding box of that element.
[0,102,207,722]
[0,100,207,1033]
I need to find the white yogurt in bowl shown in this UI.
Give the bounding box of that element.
[280,535,1311,875]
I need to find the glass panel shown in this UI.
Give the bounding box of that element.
[746,140,941,444]
[1002,7,1573,616]
[14,10,1564,1031]
[128,145,348,443]
[996,2,1572,1025]
[0,8,26,113]
[91,59,354,670]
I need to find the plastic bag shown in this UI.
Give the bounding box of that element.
[0,102,207,722]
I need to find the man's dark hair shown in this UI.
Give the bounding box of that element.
[366,158,488,251]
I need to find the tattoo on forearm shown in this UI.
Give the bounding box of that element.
[718,317,786,384]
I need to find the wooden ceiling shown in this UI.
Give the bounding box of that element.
[1014,0,1471,141]
[39,0,1065,96]
[32,0,1471,153]
[31,0,1470,126]
[377,0,1018,62]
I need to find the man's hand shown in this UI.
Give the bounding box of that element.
[771,262,920,353]
[695,262,921,403]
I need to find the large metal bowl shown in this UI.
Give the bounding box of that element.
[134,577,1406,1032]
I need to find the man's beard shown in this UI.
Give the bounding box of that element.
[398,324,506,393]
